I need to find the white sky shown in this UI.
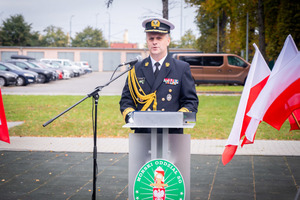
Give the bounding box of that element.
[0,0,200,45]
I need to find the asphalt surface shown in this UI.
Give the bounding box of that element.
[2,72,127,96]
[1,72,300,199]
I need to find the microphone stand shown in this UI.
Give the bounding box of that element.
[43,64,133,200]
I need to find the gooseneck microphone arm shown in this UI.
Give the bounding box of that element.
[118,56,140,67]
[42,62,135,200]
[43,64,134,127]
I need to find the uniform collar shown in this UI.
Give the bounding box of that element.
[150,54,168,70]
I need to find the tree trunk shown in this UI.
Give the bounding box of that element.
[258,0,267,60]
[162,0,169,19]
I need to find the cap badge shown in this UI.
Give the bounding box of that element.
[151,20,160,29]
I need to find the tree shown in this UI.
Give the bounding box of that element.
[72,26,108,47]
[0,14,35,46]
[162,0,169,19]
[106,0,169,19]
[265,0,300,60]
[29,31,42,46]
[177,29,197,49]
[186,0,300,62]
[39,25,69,47]
[257,0,266,59]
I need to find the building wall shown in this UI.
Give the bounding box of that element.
[0,47,194,71]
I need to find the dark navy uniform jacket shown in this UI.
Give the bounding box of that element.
[119,54,199,133]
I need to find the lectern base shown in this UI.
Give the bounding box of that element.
[129,133,191,200]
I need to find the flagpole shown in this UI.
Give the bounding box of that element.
[292,112,300,129]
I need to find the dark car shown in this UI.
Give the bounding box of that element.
[27,61,59,81]
[0,62,37,86]
[7,60,53,83]
[0,70,18,86]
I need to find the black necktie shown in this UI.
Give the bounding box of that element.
[154,62,160,78]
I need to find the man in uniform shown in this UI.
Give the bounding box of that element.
[119,17,198,133]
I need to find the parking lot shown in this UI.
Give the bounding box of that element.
[1,71,127,96]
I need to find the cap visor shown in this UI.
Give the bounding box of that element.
[145,29,169,34]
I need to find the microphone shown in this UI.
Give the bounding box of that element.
[120,55,142,66]
[110,55,143,80]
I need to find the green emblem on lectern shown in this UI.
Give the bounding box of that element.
[133,159,185,200]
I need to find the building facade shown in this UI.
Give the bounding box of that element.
[0,46,193,72]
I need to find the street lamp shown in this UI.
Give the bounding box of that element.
[107,12,111,48]
[96,13,99,29]
[70,15,74,39]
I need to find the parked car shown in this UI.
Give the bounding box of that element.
[74,61,93,73]
[0,62,37,86]
[41,60,74,79]
[27,61,61,80]
[0,70,18,86]
[40,58,82,76]
[173,53,250,85]
[7,60,53,83]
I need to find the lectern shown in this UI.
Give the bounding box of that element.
[123,111,196,200]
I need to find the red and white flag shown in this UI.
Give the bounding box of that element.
[289,109,300,131]
[247,35,299,136]
[247,53,300,130]
[222,44,270,165]
[0,89,10,144]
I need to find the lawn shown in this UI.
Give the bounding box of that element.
[196,85,244,92]
[3,95,299,140]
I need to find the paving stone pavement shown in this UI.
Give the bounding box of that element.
[1,132,300,200]
[1,136,300,157]
[0,150,299,200]
[2,78,300,199]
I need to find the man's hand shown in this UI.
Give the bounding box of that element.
[125,112,134,124]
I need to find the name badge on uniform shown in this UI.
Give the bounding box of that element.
[163,78,179,85]
[137,77,145,84]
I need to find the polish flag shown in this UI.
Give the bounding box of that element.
[247,35,299,138]
[288,109,300,131]
[242,35,299,145]
[222,44,270,165]
[0,89,10,144]
[248,54,300,130]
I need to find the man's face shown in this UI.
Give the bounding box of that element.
[146,32,170,58]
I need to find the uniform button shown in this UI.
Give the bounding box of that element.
[162,108,165,111]
[169,89,172,93]
[147,108,151,111]
[162,98,165,101]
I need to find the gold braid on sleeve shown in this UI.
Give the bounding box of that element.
[128,66,157,111]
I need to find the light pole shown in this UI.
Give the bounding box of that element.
[246,12,249,62]
[217,14,219,53]
[96,13,99,29]
[180,0,183,38]
[107,12,111,48]
[69,15,74,46]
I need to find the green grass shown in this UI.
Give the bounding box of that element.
[3,95,299,140]
[196,85,244,92]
